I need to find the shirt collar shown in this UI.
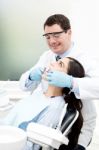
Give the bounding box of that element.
[55,42,74,59]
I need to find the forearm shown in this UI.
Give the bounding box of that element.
[75,77,99,100]
[19,53,48,91]
[19,70,36,91]
[19,66,42,92]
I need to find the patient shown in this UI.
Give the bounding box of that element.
[1,57,85,149]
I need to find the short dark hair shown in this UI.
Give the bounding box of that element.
[44,14,71,31]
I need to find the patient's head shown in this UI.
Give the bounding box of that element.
[50,57,85,78]
[42,57,85,93]
[43,57,84,78]
[42,57,85,86]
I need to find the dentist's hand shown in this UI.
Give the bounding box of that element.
[29,67,44,81]
[46,70,73,88]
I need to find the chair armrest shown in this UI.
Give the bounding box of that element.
[27,122,68,149]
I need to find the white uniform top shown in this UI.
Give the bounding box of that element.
[19,42,98,148]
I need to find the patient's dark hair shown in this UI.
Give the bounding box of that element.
[61,57,85,150]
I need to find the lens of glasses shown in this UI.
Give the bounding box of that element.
[43,30,66,39]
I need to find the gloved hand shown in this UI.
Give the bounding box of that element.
[73,144,86,150]
[46,70,73,88]
[29,67,43,81]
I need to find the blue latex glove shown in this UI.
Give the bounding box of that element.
[73,144,86,150]
[46,70,73,88]
[29,67,43,81]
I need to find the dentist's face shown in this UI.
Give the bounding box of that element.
[44,24,72,55]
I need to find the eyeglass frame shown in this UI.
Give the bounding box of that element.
[42,30,67,40]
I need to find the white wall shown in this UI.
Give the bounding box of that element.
[69,0,98,57]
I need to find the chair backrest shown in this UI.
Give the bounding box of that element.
[60,107,79,136]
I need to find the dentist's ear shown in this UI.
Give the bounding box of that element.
[66,29,72,35]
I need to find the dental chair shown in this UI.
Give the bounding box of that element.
[27,104,79,150]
